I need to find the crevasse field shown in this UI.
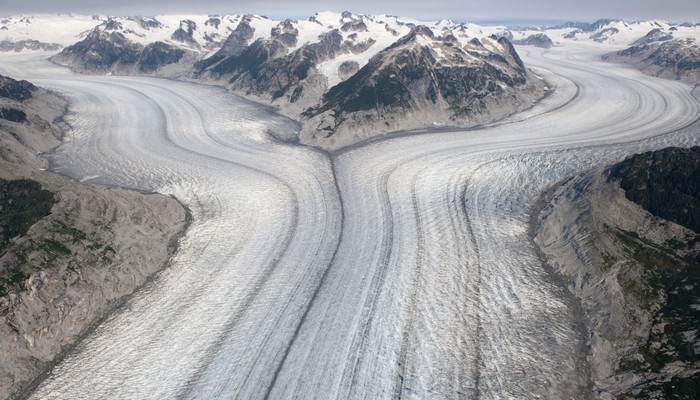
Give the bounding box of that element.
[2,41,699,398]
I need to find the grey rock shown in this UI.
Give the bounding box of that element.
[604,38,700,83]
[138,42,185,73]
[52,28,189,75]
[193,16,255,73]
[632,28,674,46]
[337,60,359,81]
[590,27,620,42]
[0,75,35,102]
[533,151,700,398]
[0,40,62,53]
[171,20,199,48]
[131,16,163,30]
[512,33,554,48]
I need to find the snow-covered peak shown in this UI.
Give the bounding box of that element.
[512,18,700,47]
[0,14,100,47]
[91,14,247,49]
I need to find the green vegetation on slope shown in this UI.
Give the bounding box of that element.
[610,146,700,232]
[0,179,56,253]
[608,147,700,399]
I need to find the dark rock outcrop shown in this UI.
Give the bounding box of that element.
[603,38,700,82]
[138,42,185,73]
[0,40,62,53]
[512,33,554,48]
[590,27,620,42]
[0,75,35,102]
[131,16,162,30]
[0,179,54,256]
[171,19,199,48]
[610,147,700,232]
[52,28,189,75]
[52,29,142,73]
[0,107,27,123]
[338,60,359,81]
[632,28,674,46]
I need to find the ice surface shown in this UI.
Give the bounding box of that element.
[0,39,699,399]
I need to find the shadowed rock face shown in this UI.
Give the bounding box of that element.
[604,39,700,83]
[0,107,27,123]
[171,19,198,47]
[0,75,35,102]
[512,33,554,48]
[52,29,142,72]
[610,146,700,233]
[139,42,186,73]
[51,29,187,74]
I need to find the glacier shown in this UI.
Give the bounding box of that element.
[0,40,699,399]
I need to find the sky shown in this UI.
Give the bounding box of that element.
[2,0,699,24]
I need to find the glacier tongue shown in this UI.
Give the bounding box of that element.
[0,39,699,399]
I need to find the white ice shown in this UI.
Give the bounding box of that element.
[0,39,698,399]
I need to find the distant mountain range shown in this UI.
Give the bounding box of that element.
[2,13,699,148]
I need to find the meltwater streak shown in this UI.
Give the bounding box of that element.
[1,40,698,399]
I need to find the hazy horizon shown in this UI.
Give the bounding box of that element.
[2,0,698,25]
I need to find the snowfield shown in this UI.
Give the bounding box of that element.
[1,39,699,398]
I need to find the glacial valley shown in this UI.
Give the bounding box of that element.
[0,11,699,399]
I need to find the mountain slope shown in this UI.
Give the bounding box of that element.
[194,12,544,149]
[603,38,700,83]
[0,74,188,399]
[533,148,700,399]
[4,12,548,148]
[299,26,542,147]
[51,28,191,75]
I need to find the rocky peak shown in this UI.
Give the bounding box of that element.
[590,27,620,42]
[271,19,299,48]
[103,18,123,31]
[204,17,221,29]
[632,28,674,45]
[51,27,187,75]
[131,16,162,30]
[605,38,700,82]
[411,25,437,40]
[512,33,554,48]
[299,26,538,143]
[171,20,198,47]
[192,17,255,74]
